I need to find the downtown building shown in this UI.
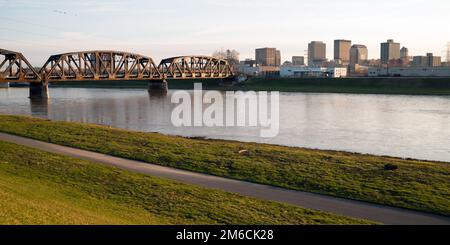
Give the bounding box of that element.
[292,56,305,66]
[255,48,281,67]
[349,44,369,76]
[350,44,368,65]
[412,53,442,67]
[400,47,411,65]
[400,47,409,59]
[308,41,327,67]
[238,48,281,77]
[380,39,401,64]
[334,39,352,66]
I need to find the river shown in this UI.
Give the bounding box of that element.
[0,87,449,162]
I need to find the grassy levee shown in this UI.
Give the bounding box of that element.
[0,140,370,225]
[0,115,449,217]
[51,77,450,95]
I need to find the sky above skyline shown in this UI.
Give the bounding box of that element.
[1,0,449,64]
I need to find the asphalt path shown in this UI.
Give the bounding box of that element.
[0,132,449,225]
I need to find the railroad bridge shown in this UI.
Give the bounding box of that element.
[0,49,235,98]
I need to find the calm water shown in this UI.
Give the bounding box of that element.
[1,87,450,162]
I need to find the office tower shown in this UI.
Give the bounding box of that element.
[400,47,411,66]
[275,50,281,66]
[255,48,280,66]
[380,39,401,64]
[400,47,409,59]
[308,41,326,67]
[350,44,368,65]
[334,39,351,65]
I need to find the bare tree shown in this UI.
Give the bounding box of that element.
[213,49,240,67]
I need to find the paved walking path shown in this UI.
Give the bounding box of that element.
[0,132,449,225]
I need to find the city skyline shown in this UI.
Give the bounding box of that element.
[1,0,449,64]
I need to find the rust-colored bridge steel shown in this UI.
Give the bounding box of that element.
[0,49,234,83]
[158,56,233,79]
[40,51,162,82]
[0,49,235,98]
[0,49,41,83]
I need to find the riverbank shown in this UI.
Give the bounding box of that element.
[236,77,450,95]
[0,115,448,217]
[50,77,450,95]
[0,139,368,224]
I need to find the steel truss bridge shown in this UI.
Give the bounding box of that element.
[0,49,234,98]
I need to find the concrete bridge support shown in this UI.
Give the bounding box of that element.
[29,82,49,99]
[148,79,168,95]
[0,82,9,88]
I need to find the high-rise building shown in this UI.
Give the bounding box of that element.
[380,39,401,64]
[334,39,351,65]
[400,47,409,59]
[292,56,305,66]
[308,41,326,67]
[275,50,281,66]
[400,47,411,66]
[255,48,280,67]
[349,44,368,65]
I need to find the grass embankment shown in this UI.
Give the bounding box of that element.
[0,115,449,217]
[52,77,450,95]
[0,140,369,225]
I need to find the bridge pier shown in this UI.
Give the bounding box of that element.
[29,82,49,99]
[0,82,9,88]
[148,79,168,95]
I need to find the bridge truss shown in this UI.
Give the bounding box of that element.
[0,49,234,83]
[0,49,41,83]
[159,56,234,79]
[40,51,162,82]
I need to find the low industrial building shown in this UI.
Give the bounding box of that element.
[280,66,347,78]
[237,62,280,77]
[348,64,369,77]
[368,66,450,77]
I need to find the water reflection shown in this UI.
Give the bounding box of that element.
[0,87,449,162]
[30,98,49,117]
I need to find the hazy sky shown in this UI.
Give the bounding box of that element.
[1,0,449,64]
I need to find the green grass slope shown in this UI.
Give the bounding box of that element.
[0,140,370,225]
[0,115,448,216]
